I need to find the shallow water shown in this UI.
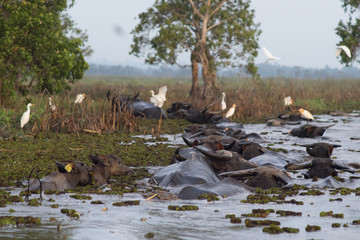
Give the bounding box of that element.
[1,114,360,240]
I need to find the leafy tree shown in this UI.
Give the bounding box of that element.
[0,0,91,105]
[336,0,360,65]
[130,0,261,100]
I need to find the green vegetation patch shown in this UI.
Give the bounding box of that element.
[332,223,341,228]
[320,211,333,217]
[299,189,324,196]
[168,205,199,211]
[60,209,80,219]
[276,210,302,217]
[0,216,41,227]
[283,227,300,233]
[28,199,42,206]
[305,225,321,232]
[70,194,92,200]
[90,200,104,204]
[197,193,220,202]
[230,217,242,224]
[245,219,280,228]
[262,224,284,234]
[113,200,140,207]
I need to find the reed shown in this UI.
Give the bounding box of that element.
[1,76,359,133]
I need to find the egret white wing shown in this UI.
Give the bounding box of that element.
[337,45,351,58]
[262,47,274,59]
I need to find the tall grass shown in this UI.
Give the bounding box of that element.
[1,76,360,133]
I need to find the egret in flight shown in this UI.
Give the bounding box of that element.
[220,92,227,111]
[20,103,35,128]
[74,94,86,104]
[262,47,281,62]
[335,45,351,58]
[150,86,167,108]
[226,104,236,119]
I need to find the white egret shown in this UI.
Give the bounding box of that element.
[284,96,292,106]
[298,108,314,124]
[225,104,236,118]
[74,93,86,104]
[220,92,227,111]
[262,47,281,62]
[20,103,35,128]
[335,45,351,58]
[149,86,167,108]
[48,97,56,111]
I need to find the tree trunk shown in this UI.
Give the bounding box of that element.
[189,52,200,98]
[199,42,219,101]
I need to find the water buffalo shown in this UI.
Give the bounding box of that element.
[248,151,289,169]
[220,166,292,189]
[167,102,192,119]
[285,158,355,179]
[195,145,257,173]
[229,140,266,160]
[300,143,341,158]
[29,161,90,191]
[182,133,236,151]
[89,154,131,187]
[150,151,219,187]
[107,90,166,119]
[290,124,335,138]
[178,177,252,200]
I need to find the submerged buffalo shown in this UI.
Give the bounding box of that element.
[300,143,341,158]
[178,177,252,200]
[286,158,355,179]
[220,166,292,189]
[29,161,90,191]
[89,154,131,187]
[290,124,335,138]
[107,90,166,119]
[150,151,219,187]
[195,145,257,173]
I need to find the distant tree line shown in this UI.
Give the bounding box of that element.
[86,63,360,80]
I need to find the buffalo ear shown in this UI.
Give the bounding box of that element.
[328,145,334,156]
[56,161,66,173]
[89,155,100,165]
[217,142,224,151]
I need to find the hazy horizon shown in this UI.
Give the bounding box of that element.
[67,0,353,69]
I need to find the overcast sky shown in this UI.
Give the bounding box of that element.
[67,0,349,69]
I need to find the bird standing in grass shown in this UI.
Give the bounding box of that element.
[226,104,236,119]
[298,108,314,124]
[74,94,86,104]
[49,97,56,111]
[20,103,34,128]
[220,92,226,111]
[284,96,292,107]
[149,85,167,108]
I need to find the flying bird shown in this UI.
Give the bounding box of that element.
[149,86,167,108]
[74,94,86,104]
[262,47,281,62]
[225,104,236,118]
[298,108,314,124]
[20,103,35,128]
[335,45,351,58]
[220,92,227,111]
[48,97,56,111]
[284,96,292,106]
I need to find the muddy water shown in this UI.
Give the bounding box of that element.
[1,114,360,240]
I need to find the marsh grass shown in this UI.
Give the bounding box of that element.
[1,76,360,134]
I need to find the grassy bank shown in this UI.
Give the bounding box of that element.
[1,76,360,186]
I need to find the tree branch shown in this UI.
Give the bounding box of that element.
[189,0,204,18]
[208,16,234,31]
[210,0,227,17]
